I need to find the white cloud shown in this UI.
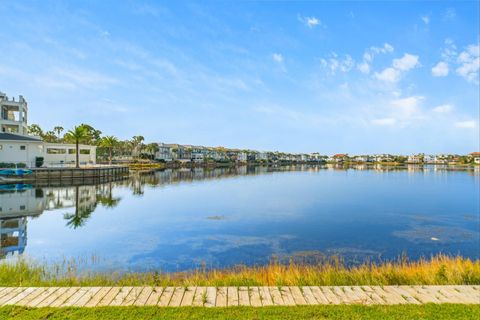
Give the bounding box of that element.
[371,118,396,126]
[391,96,424,118]
[320,54,354,75]
[298,15,321,28]
[357,43,394,74]
[272,53,284,63]
[456,44,480,83]
[441,38,457,61]
[357,61,370,74]
[392,53,419,71]
[421,15,430,25]
[444,8,456,21]
[432,62,449,77]
[432,104,453,113]
[375,53,419,82]
[375,67,401,82]
[454,120,476,129]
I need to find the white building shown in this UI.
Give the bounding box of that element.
[0,92,96,168]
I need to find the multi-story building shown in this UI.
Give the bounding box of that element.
[1,92,28,135]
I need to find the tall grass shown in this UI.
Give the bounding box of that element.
[0,254,478,287]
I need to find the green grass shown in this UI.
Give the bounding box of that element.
[1,255,478,287]
[1,305,479,320]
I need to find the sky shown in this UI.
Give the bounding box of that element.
[0,0,479,154]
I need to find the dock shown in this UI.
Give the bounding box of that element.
[0,286,478,307]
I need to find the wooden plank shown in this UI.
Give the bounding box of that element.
[180,287,196,307]
[84,287,113,307]
[97,287,121,306]
[72,287,102,307]
[249,287,262,307]
[215,287,227,307]
[310,286,331,304]
[0,288,26,305]
[290,287,308,305]
[329,287,350,304]
[145,287,163,306]
[205,287,216,307]
[401,286,440,304]
[158,287,174,306]
[0,288,15,301]
[28,287,61,307]
[109,287,133,306]
[360,286,386,304]
[46,287,79,308]
[133,287,154,306]
[280,287,296,306]
[259,287,274,306]
[300,287,318,305]
[169,287,185,307]
[61,287,91,307]
[227,287,238,307]
[121,287,144,306]
[372,286,407,304]
[15,288,48,306]
[388,286,421,304]
[192,287,206,307]
[3,287,37,305]
[268,287,284,306]
[238,287,250,306]
[349,286,376,305]
[319,287,342,304]
[432,286,468,303]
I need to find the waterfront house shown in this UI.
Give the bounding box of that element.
[333,154,349,163]
[470,152,480,164]
[155,143,174,162]
[407,154,423,163]
[423,155,435,164]
[0,92,96,168]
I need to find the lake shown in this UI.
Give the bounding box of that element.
[1,164,479,272]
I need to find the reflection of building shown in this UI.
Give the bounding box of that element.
[0,217,27,258]
[0,184,104,259]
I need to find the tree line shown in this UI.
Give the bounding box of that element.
[27,124,158,166]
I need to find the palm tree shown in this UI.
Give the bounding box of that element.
[63,186,96,229]
[145,143,159,160]
[131,135,145,159]
[53,126,64,140]
[64,126,90,168]
[100,136,118,165]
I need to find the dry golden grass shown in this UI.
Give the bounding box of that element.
[1,254,478,287]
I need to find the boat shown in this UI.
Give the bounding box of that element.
[0,183,33,191]
[0,169,33,176]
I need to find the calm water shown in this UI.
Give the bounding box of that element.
[1,165,479,272]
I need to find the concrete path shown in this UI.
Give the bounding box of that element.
[0,286,478,308]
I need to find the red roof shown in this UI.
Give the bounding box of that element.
[334,154,348,157]
[470,152,480,156]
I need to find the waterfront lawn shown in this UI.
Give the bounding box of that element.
[1,304,479,320]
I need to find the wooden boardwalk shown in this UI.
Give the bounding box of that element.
[0,286,478,308]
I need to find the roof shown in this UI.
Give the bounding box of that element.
[470,152,480,156]
[0,133,42,142]
[334,154,348,157]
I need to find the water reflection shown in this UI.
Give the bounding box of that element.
[0,164,478,268]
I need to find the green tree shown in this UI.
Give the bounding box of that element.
[27,124,43,137]
[131,135,145,159]
[100,136,119,164]
[53,126,64,140]
[144,143,159,160]
[63,186,96,229]
[64,126,90,168]
[42,130,58,143]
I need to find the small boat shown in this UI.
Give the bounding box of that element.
[0,169,33,176]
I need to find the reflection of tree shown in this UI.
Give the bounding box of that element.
[63,186,97,229]
[97,182,121,208]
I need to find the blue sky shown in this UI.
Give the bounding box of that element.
[0,1,478,154]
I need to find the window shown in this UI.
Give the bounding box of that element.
[68,149,76,154]
[47,148,66,154]
[0,145,2,150]
[20,145,26,150]
[80,149,91,155]
[20,205,26,211]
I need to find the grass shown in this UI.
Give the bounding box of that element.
[0,254,479,287]
[1,305,479,320]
